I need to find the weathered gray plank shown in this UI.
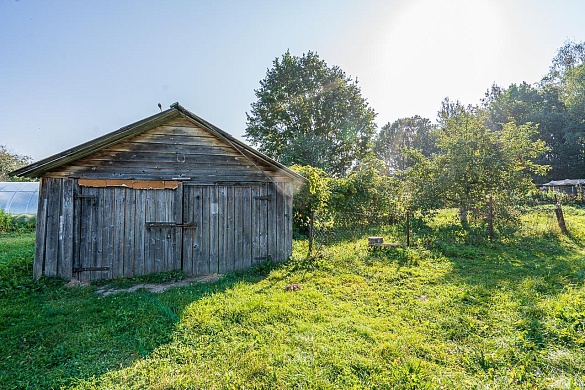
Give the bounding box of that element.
[44,178,63,277]
[33,179,48,279]
[173,185,183,271]
[198,186,210,275]
[58,178,75,279]
[267,183,276,262]
[275,183,287,261]
[181,186,194,276]
[218,186,228,273]
[123,189,137,277]
[233,187,244,270]
[283,183,293,258]
[134,190,148,275]
[86,150,246,164]
[209,186,219,273]
[112,187,126,278]
[225,186,235,272]
[242,186,253,268]
[146,190,158,274]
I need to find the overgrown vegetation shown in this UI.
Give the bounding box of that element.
[1,207,584,389]
[0,210,36,234]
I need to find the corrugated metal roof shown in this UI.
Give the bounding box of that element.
[0,182,39,215]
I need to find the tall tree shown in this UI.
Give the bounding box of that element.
[0,145,32,182]
[407,104,547,226]
[245,51,377,176]
[374,116,437,173]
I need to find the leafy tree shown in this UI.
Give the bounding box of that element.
[290,165,331,236]
[374,116,437,173]
[482,81,584,181]
[0,145,32,182]
[408,104,548,228]
[245,51,377,176]
[328,158,400,220]
[544,40,585,85]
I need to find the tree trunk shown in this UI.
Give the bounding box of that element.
[459,205,469,227]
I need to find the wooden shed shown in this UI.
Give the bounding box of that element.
[12,103,307,281]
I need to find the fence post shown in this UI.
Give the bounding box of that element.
[308,210,315,256]
[488,195,494,242]
[406,211,410,247]
[555,201,568,234]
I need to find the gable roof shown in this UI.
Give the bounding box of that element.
[11,103,307,184]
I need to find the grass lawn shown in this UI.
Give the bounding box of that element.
[1,206,584,389]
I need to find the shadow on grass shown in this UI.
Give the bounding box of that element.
[0,261,276,390]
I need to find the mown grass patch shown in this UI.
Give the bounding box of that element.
[1,207,585,389]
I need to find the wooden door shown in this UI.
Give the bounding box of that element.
[141,188,183,276]
[74,186,111,281]
[74,186,184,280]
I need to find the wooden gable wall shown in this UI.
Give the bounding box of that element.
[44,117,292,183]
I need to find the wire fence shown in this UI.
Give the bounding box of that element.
[308,202,572,252]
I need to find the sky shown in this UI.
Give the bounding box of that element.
[1,0,585,161]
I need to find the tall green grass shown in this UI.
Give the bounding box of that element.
[1,207,584,389]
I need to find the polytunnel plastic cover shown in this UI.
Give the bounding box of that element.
[0,182,39,215]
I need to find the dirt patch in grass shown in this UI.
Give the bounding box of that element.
[66,274,223,296]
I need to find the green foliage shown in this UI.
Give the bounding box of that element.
[374,115,437,173]
[329,158,400,219]
[292,161,402,235]
[407,102,548,231]
[245,51,377,176]
[0,210,36,233]
[0,145,32,182]
[482,40,585,181]
[290,165,331,235]
[2,207,585,388]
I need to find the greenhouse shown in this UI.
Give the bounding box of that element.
[0,182,39,216]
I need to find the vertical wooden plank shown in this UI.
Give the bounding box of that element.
[123,188,136,278]
[251,185,260,264]
[161,190,171,272]
[72,181,81,278]
[267,183,276,262]
[258,184,268,262]
[209,185,219,273]
[78,186,97,282]
[218,186,227,273]
[157,190,168,273]
[284,183,293,258]
[233,187,243,270]
[100,187,115,280]
[44,178,63,277]
[182,185,193,276]
[33,178,48,280]
[173,184,183,272]
[93,187,105,281]
[197,186,209,275]
[242,186,252,268]
[144,190,155,275]
[228,186,236,271]
[113,187,126,278]
[275,183,286,262]
[135,189,147,276]
[58,178,74,279]
[87,187,99,282]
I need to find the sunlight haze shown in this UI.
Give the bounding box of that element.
[1,0,584,160]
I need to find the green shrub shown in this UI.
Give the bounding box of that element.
[0,210,36,233]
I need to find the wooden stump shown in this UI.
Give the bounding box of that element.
[368,237,384,245]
